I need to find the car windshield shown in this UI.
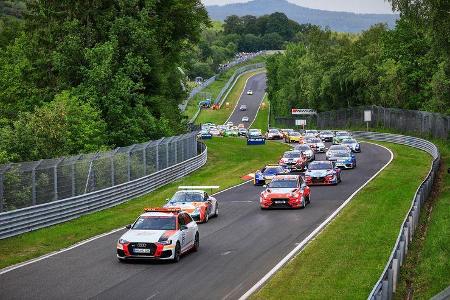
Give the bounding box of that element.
[290,132,301,136]
[336,132,349,136]
[334,152,350,158]
[263,167,283,175]
[342,139,356,144]
[283,152,301,158]
[329,146,348,151]
[310,138,321,143]
[268,180,298,188]
[269,129,279,133]
[309,162,333,170]
[132,216,176,230]
[295,145,310,151]
[322,131,333,135]
[170,192,204,203]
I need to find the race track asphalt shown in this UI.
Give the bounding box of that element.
[225,72,266,128]
[0,142,391,300]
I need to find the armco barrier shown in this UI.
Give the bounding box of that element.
[349,132,440,300]
[0,143,207,239]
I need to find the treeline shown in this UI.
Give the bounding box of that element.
[267,0,450,117]
[0,1,209,163]
[183,13,317,79]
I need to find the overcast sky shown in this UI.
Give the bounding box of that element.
[202,0,395,14]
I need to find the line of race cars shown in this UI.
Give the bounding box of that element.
[117,129,361,263]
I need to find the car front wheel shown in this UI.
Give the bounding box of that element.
[193,233,199,252]
[173,242,181,263]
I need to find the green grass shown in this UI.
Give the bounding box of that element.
[195,69,265,125]
[0,138,289,270]
[394,139,450,299]
[253,142,432,299]
[184,55,267,121]
[250,93,269,132]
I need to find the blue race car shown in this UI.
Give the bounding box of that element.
[254,165,289,186]
[328,151,356,169]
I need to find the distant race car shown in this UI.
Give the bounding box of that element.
[341,138,361,152]
[266,128,284,140]
[117,208,199,262]
[247,90,253,95]
[259,175,311,209]
[328,151,356,169]
[304,161,341,185]
[254,165,289,186]
[165,188,219,223]
[305,137,326,153]
[198,129,212,139]
[294,144,315,161]
[285,131,303,143]
[225,122,234,127]
[209,127,221,136]
[279,150,308,171]
[320,130,334,142]
[242,116,249,122]
[240,105,247,111]
[280,129,294,139]
[326,145,352,160]
[223,129,239,137]
[333,131,352,145]
[238,128,248,136]
[305,130,320,137]
[248,128,263,138]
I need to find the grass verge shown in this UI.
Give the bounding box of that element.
[252,141,432,299]
[0,138,289,270]
[394,139,450,299]
[184,55,267,121]
[250,93,269,132]
[196,69,265,125]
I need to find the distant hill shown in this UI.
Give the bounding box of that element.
[206,0,398,33]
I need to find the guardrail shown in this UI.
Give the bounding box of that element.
[0,142,207,239]
[348,132,440,300]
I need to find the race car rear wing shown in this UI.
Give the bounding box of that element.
[144,207,181,213]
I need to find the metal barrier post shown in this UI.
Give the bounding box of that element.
[111,148,119,186]
[32,160,43,206]
[54,158,64,201]
[127,145,137,182]
[0,172,3,213]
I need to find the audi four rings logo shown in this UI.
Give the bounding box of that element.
[137,243,146,248]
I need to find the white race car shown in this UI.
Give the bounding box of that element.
[242,116,249,122]
[247,90,253,95]
[117,208,199,263]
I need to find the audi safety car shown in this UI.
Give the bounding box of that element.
[341,138,361,153]
[259,175,311,209]
[279,150,308,171]
[254,165,289,185]
[165,187,219,223]
[304,161,341,185]
[117,208,199,263]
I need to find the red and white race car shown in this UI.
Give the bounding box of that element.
[279,150,308,171]
[259,175,311,209]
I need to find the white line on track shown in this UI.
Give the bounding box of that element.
[0,180,253,275]
[238,142,394,299]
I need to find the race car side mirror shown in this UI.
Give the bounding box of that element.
[301,183,307,189]
[125,224,132,229]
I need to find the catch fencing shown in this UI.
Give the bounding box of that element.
[353,132,440,300]
[274,106,449,139]
[0,132,198,214]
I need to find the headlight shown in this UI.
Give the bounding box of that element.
[159,239,172,245]
[118,238,129,244]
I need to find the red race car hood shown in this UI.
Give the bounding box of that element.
[263,188,297,198]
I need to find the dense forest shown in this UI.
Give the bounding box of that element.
[183,13,315,79]
[267,0,450,117]
[0,1,209,163]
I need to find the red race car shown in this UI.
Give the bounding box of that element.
[260,175,311,209]
[279,150,308,171]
